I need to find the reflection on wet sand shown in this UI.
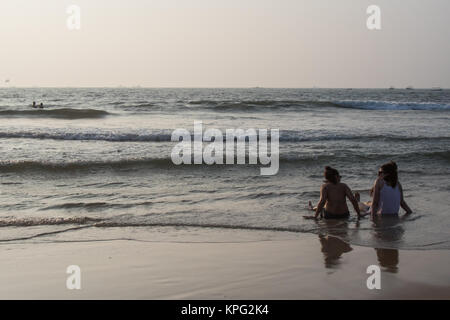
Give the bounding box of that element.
[319,234,353,268]
[375,248,399,273]
[318,219,353,269]
[316,215,405,273]
[372,216,404,273]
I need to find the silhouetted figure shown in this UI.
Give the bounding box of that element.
[39,103,44,109]
[32,101,37,108]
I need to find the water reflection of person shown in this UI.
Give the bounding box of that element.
[317,219,353,269]
[366,161,410,273]
[315,213,404,272]
[372,215,404,273]
[375,248,399,273]
[319,234,353,269]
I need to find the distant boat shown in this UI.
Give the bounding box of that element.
[431,87,443,91]
[406,86,414,90]
[389,86,395,90]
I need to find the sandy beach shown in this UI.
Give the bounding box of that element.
[1,232,449,300]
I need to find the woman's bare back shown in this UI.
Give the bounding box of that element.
[313,167,361,219]
[323,182,351,215]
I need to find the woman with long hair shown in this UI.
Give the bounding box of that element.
[313,166,361,219]
[370,161,412,216]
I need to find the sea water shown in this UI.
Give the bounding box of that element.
[0,88,449,249]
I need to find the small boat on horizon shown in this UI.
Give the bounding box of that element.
[406,86,414,90]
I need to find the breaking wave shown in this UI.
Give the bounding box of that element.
[0,128,449,143]
[331,100,450,111]
[186,99,450,111]
[0,217,102,227]
[0,108,112,119]
[1,150,448,173]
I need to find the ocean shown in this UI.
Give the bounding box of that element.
[0,88,449,250]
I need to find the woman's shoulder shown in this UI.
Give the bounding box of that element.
[375,177,385,188]
[321,182,331,190]
[336,182,350,190]
[375,177,384,184]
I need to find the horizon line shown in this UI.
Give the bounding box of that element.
[0,86,448,90]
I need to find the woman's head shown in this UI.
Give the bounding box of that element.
[324,166,340,184]
[379,161,398,188]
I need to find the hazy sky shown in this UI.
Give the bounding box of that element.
[1,0,449,87]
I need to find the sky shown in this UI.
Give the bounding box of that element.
[1,0,449,88]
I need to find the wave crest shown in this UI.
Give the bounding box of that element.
[1,150,448,173]
[1,128,449,143]
[0,217,102,227]
[185,99,450,111]
[0,108,112,119]
[332,100,450,111]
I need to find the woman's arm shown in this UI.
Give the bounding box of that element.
[315,185,327,219]
[344,185,361,217]
[370,178,382,216]
[399,182,412,214]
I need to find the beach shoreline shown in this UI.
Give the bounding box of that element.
[1,232,449,300]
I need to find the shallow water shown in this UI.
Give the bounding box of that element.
[0,88,449,249]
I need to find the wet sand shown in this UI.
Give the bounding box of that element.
[0,233,449,299]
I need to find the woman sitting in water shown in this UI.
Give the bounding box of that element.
[311,166,361,219]
[370,161,412,216]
